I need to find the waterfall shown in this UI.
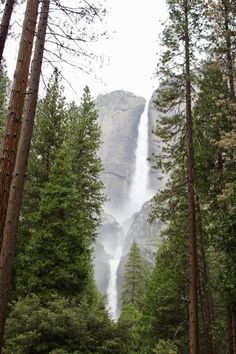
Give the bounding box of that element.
[128,100,153,216]
[104,99,153,320]
[106,235,124,319]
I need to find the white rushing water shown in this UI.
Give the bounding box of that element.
[128,100,153,216]
[106,100,153,319]
[106,240,124,319]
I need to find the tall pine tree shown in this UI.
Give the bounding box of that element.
[154,1,206,351]
[121,241,149,310]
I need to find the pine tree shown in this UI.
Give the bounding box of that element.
[141,208,189,353]
[193,63,231,352]
[17,69,68,256]
[205,5,236,347]
[117,302,142,354]
[121,241,148,310]
[15,86,104,302]
[206,0,235,100]
[193,62,236,353]
[69,86,105,243]
[1,85,117,354]
[118,241,150,353]
[150,60,235,354]
[2,294,118,353]
[19,145,94,299]
[154,1,206,351]
[28,68,68,188]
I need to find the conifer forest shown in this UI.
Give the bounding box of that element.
[0,0,235,353]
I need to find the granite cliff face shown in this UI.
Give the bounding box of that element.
[148,90,166,192]
[123,200,163,263]
[94,90,164,317]
[96,91,145,216]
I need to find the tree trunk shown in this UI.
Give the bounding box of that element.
[227,304,236,354]
[0,0,16,64]
[184,1,199,353]
[0,0,49,350]
[0,0,39,251]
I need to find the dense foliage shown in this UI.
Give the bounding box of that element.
[2,74,119,353]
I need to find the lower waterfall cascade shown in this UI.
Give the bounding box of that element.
[103,99,154,320]
[106,230,125,319]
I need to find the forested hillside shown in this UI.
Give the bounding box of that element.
[0,0,235,354]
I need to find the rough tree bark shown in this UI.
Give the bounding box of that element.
[0,0,49,350]
[0,0,16,64]
[0,0,39,251]
[184,1,199,353]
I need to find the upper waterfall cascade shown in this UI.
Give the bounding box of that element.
[128,101,154,218]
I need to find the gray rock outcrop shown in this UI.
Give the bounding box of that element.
[123,199,163,263]
[148,90,165,192]
[96,91,145,215]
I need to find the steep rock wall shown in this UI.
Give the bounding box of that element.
[96,91,145,215]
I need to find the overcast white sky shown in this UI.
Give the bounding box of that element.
[5,0,167,102]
